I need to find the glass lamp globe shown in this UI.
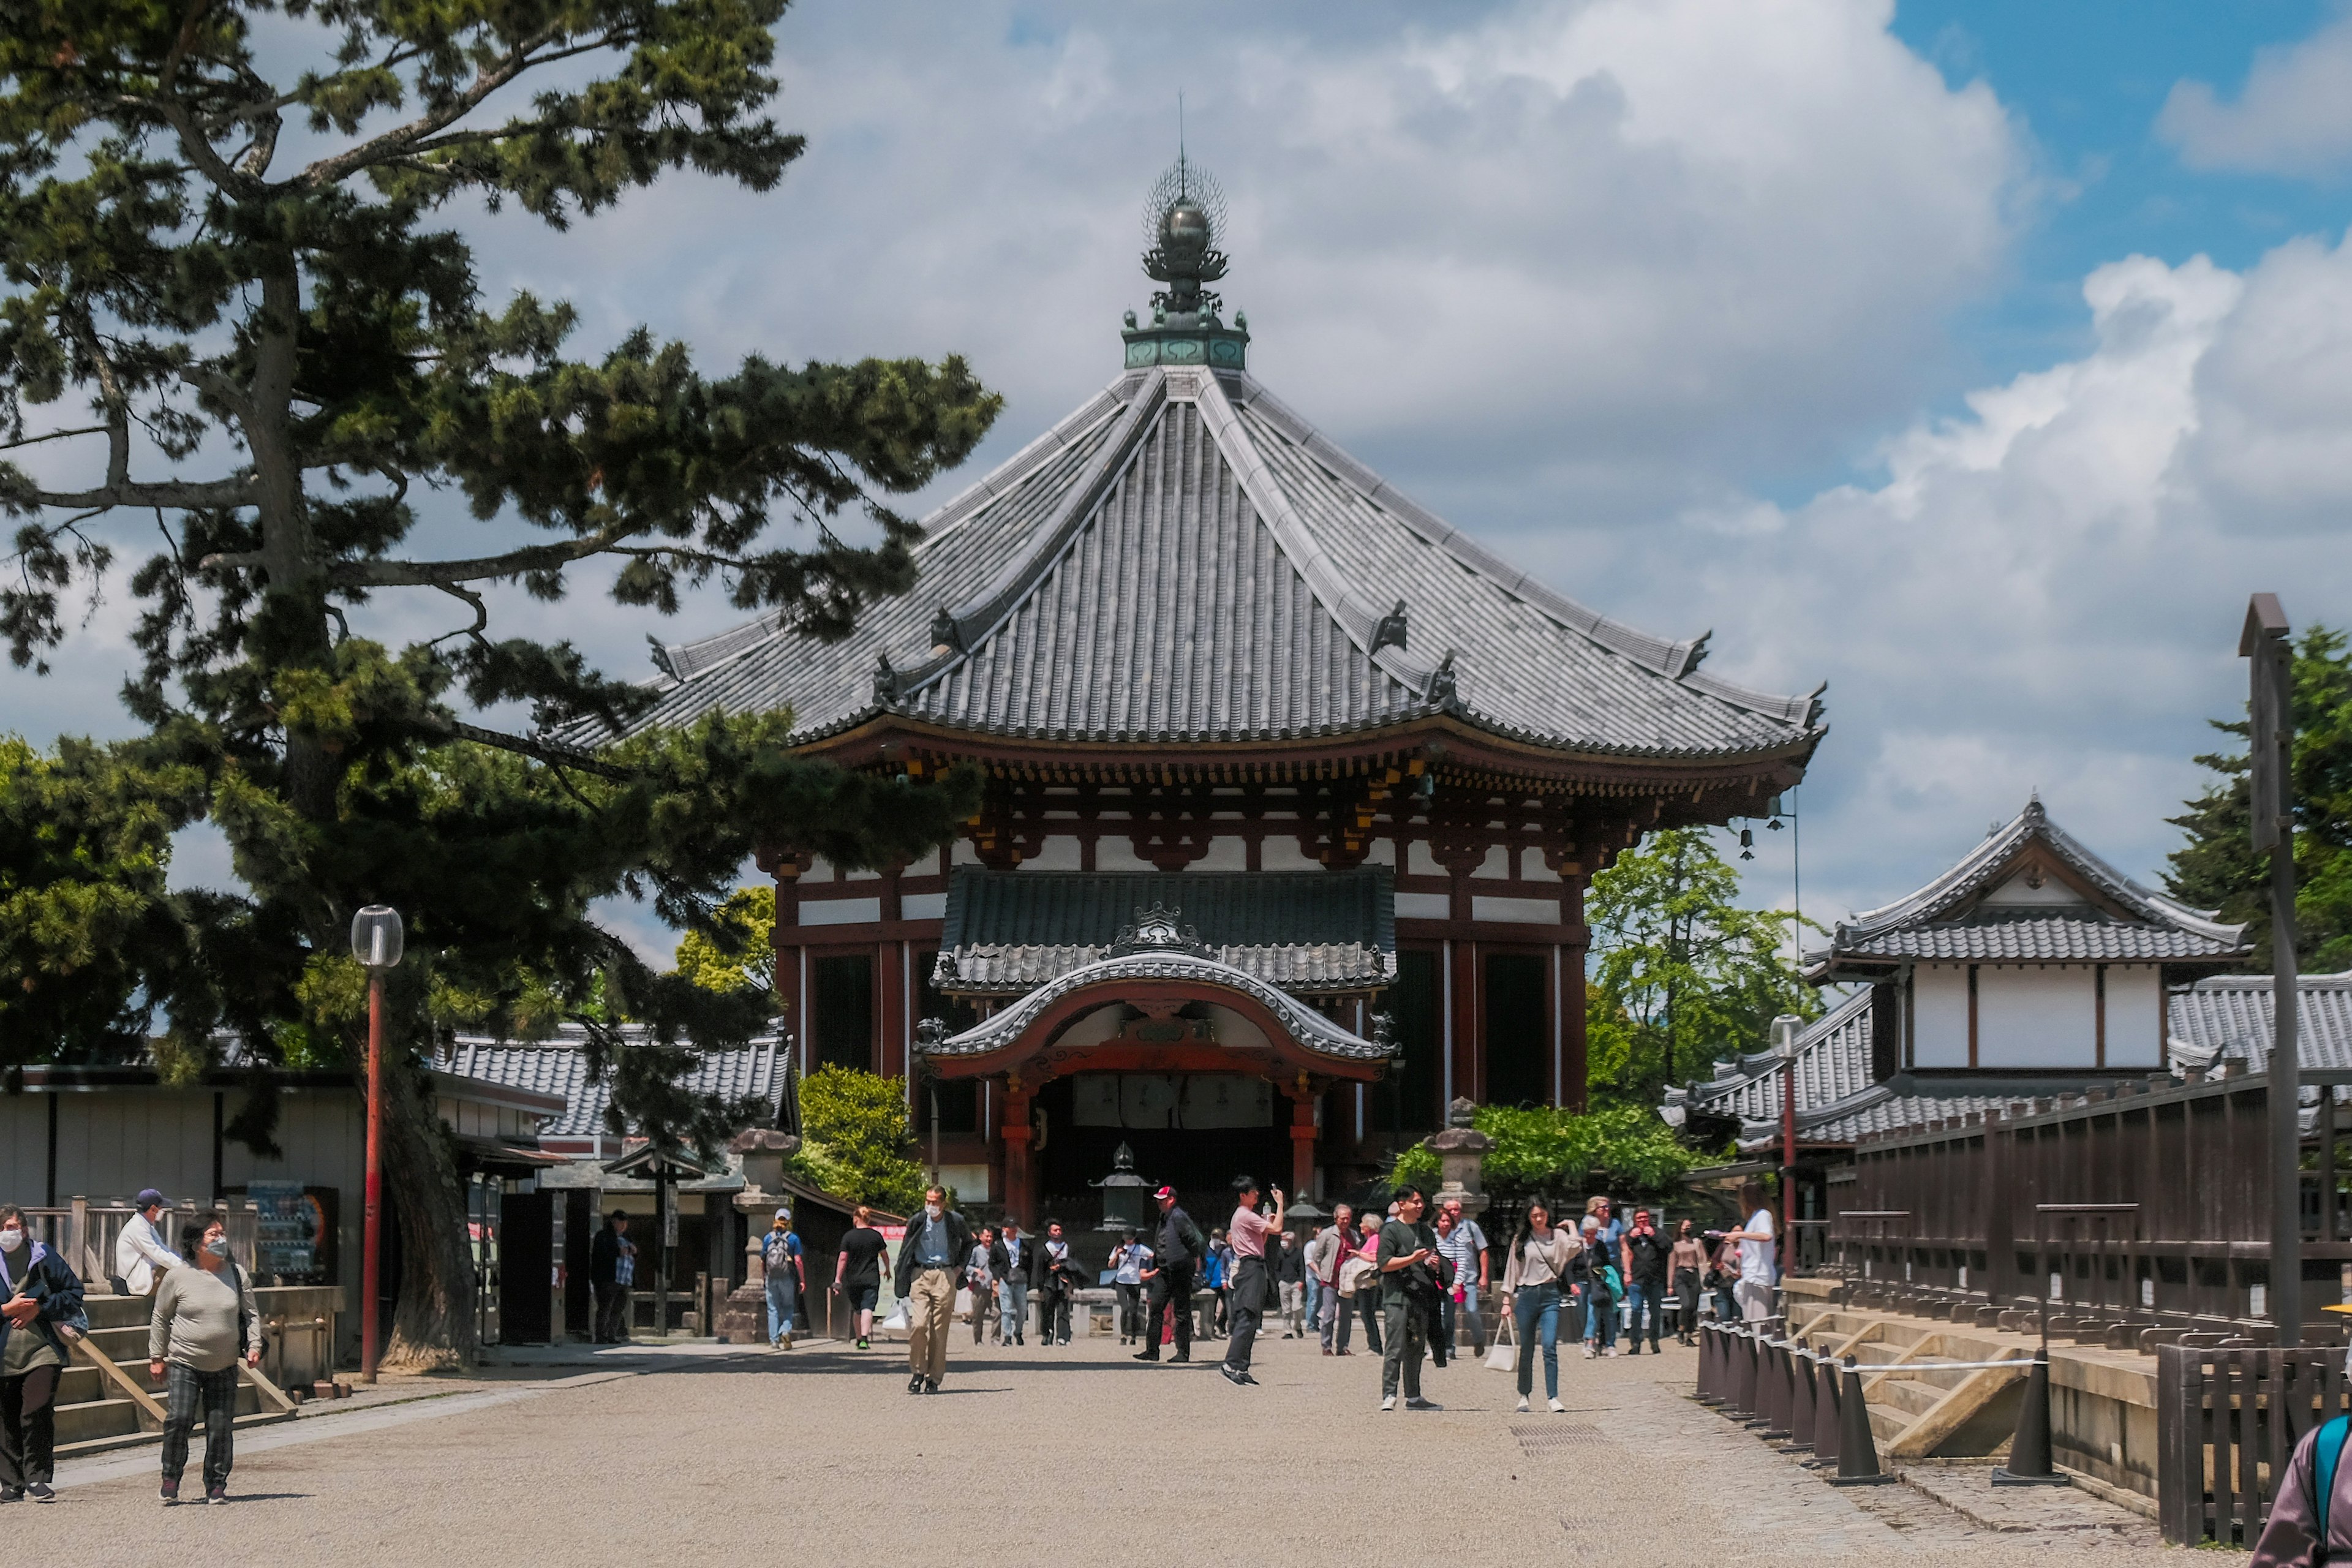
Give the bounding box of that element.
[350,905,404,970]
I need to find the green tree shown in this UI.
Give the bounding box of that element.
[674,884,774,994]
[1390,1102,1705,1209]
[0,0,995,1364]
[1585,828,1820,1107]
[788,1065,924,1213]
[2166,626,2352,973]
[0,733,206,1060]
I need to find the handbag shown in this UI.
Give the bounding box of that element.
[878,1299,911,1333]
[1483,1306,1517,1371]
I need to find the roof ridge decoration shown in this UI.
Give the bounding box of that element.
[1829,796,2246,951]
[1111,902,1212,959]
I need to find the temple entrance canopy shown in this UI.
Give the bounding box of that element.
[917,907,1389,1226]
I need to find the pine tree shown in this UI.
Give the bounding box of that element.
[0,1,997,1364]
[2165,627,2352,973]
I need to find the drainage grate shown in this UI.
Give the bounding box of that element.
[1512,1421,1615,1454]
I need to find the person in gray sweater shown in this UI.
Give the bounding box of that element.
[148,1218,260,1504]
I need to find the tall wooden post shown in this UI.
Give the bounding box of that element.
[1286,1082,1319,1200]
[1002,1082,1035,1231]
[2244,593,2301,1346]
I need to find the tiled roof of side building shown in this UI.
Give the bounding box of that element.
[448,1025,788,1142]
[1812,797,2246,972]
[1660,988,1876,1129]
[560,366,1823,764]
[2167,972,2352,1076]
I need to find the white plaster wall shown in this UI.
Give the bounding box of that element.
[1519,848,1561,883]
[1408,841,1442,876]
[51,1090,215,1200]
[1202,1005,1273,1052]
[1053,1006,1126,1049]
[1259,836,1322,872]
[1023,837,1082,872]
[1094,837,1155,872]
[1978,967,2099,1068]
[1472,894,1560,924]
[1395,892,1451,920]
[1189,836,1248,872]
[800,897,881,926]
[902,892,948,921]
[1363,839,1396,867]
[952,839,984,866]
[2103,967,2165,1068]
[1912,966,1972,1068]
[937,1164,991,1203]
[1472,846,1510,880]
[1980,873,2081,907]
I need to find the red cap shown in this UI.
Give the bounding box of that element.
[1154,1186,1177,1201]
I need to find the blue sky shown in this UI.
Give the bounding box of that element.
[10,0,2352,965]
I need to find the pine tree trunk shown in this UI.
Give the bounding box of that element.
[377,1058,480,1370]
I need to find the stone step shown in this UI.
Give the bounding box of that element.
[1869,1377,1953,1419]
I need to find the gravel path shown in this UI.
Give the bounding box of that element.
[6,1333,2190,1565]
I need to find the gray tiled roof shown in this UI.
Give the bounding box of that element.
[1663,989,1877,1128]
[2166,972,2352,1075]
[447,1024,788,1141]
[564,366,1822,763]
[921,951,1387,1063]
[1809,797,2246,971]
[935,868,1395,995]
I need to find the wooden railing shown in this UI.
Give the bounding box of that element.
[2157,1343,2352,1546]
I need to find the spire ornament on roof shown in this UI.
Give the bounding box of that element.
[1123,149,1250,372]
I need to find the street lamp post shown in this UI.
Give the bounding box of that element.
[350,905,404,1383]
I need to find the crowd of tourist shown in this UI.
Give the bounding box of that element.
[882,1175,1781,1414]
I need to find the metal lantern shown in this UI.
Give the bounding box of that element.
[350,905,404,970]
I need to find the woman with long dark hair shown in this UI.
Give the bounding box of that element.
[1501,1199,1581,1414]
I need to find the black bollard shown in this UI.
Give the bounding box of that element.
[1787,1340,1816,1452]
[1826,1356,1896,1485]
[1697,1323,1722,1404]
[1729,1328,1760,1419]
[1811,1349,1842,1469]
[1754,1336,1791,1436]
[1991,1352,2072,1487]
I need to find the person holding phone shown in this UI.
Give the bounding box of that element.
[1219,1175,1285,1387]
[1,1204,85,1504]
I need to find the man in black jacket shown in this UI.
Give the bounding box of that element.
[588,1212,632,1344]
[1035,1221,1082,1346]
[1135,1185,1204,1364]
[894,1186,973,1395]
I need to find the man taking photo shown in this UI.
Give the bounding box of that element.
[1219,1175,1285,1387]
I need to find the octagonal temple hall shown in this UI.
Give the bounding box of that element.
[566,160,1826,1224]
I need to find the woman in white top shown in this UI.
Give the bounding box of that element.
[1501,1200,1583,1413]
[1109,1229,1152,1344]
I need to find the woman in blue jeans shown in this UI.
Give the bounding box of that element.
[1501,1202,1581,1414]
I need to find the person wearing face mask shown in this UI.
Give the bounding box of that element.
[148,1218,261,1505]
[893,1185,973,1396]
[1,1204,86,1504]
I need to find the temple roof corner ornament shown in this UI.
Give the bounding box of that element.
[929,606,967,654]
[913,1016,948,1050]
[1424,651,1460,710]
[1371,599,1409,655]
[1371,1010,1401,1059]
[873,653,902,707]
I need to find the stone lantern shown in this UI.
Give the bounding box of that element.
[714,1127,800,1344]
[1427,1097,1493,1221]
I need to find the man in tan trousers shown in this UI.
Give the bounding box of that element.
[893,1185,973,1396]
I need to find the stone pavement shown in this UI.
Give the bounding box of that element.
[7,1331,2187,1566]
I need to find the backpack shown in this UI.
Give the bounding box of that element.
[2315,1413,2350,1560]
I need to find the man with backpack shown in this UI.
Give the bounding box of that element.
[760,1208,802,1349]
[1376,1184,1444,1412]
[2252,1407,2352,1565]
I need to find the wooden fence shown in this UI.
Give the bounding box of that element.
[2157,1342,2352,1546]
[1826,1066,2352,1335]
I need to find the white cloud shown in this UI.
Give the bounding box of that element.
[1562,230,2352,928]
[2158,4,2352,178]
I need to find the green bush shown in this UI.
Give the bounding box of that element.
[1390,1102,1706,1205]
[786,1065,927,1213]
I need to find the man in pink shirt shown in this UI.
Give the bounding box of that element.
[1219,1174,1286,1388]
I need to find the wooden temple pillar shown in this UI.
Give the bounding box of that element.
[1284,1079,1319,1200]
[1000,1078,1036,1230]
[1561,872,1591,1114]
[758,845,811,1070]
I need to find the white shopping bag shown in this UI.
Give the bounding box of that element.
[879,1300,911,1334]
[1484,1309,1517,1372]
